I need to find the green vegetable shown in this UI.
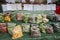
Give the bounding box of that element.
[39,23,46,33]
[7,23,16,34]
[22,23,30,32]
[36,14,42,24]
[23,14,30,23]
[0,14,4,22]
[11,14,17,22]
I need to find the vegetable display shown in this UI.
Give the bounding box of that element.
[0,12,60,39]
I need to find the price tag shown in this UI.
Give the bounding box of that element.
[2,4,7,11]
[40,5,47,10]
[34,5,40,11]
[16,4,22,10]
[23,4,33,11]
[46,5,52,10]
[47,0,52,3]
[51,4,56,10]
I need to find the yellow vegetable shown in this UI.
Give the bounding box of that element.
[5,16,11,22]
[12,25,23,39]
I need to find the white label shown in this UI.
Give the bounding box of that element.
[47,4,56,10]
[16,4,22,10]
[2,5,7,11]
[34,5,40,11]
[47,5,52,10]
[23,4,33,11]
[47,0,52,3]
[40,5,47,10]
[51,4,56,10]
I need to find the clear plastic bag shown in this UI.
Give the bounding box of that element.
[31,24,41,37]
[7,23,16,34]
[22,23,30,32]
[17,13,23,21]
[0,23,7,33]
[46,24,54,34]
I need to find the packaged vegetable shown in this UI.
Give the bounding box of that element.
[51,23,60,33]
[29,14,36,23]
[39,23,46,33]
[4,13,11,22]
[12,25,23,39]
[22,23,30,32]
[11,13,17,22]
[7,23,16,34]
[36,14,42,24]
[31,24,41,37]
[47,14,58,22]
[41,14,49,23]
[0,23,7,33]
[29,16,36,23]
[46,24,54,34]
[0,14,4,22]
[23,13,30,23]
[17,13,23,21]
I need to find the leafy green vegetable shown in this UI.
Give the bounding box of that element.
[39,23,46,33]
[0,14,4,22]
[7,23,16,34]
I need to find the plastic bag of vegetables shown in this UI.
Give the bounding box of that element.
[36,14,42,24]
[39,23,46,33]
[41,14,49,23]
[51,23,60,33]
[23,13,30,23]
[4,13,11,22]
[12,25,23,39]
[7,23,23,39]
[47,14,58,22]
[11,13,17,22]
[17,13,23,21]
[0,23,7,33]
[46,24,54,34]
[31,24,41,37]
[7,23,16,34]
[22,23,30,32]
[0,14,4,22]
[29,14,36,23]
